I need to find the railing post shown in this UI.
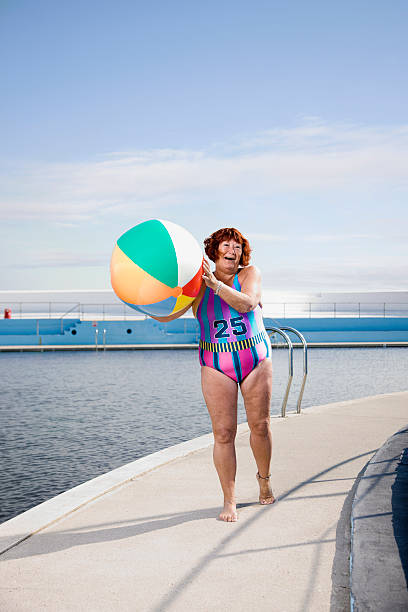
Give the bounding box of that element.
[358,302,360,318]
[283,303,286,318]
[309,302,311,318]
[279,326,308,414]
[266,327,293,417]
[383,302,386,317]
[334,302,336,318]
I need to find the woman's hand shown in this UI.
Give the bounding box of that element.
[202,259,217,290]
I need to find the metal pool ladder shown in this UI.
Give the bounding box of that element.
[266,326,308,417]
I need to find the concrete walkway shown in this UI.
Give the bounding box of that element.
[1,391,407,612]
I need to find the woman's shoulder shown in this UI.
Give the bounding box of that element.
[237,264,261,280]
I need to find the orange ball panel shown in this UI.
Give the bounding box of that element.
[110,244,177,305]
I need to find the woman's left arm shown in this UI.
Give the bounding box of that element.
[203,261,261,313]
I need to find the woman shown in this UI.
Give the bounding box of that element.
[155,227,274,522]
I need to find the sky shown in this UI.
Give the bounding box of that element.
[1,0,407,293]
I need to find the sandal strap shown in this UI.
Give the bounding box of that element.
[257,471,271,480]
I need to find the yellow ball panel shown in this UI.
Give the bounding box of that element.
[170,293,195,315]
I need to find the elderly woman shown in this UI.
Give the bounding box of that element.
[155,228,274,522]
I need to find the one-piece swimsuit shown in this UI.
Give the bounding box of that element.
[196,272,271,383]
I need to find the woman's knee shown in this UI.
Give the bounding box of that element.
[249,419,270,438]
[213,426,237,444]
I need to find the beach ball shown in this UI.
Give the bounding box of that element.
[110,219,203,317]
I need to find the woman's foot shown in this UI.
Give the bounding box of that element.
[256,472,275,505]
[219,500,238,522]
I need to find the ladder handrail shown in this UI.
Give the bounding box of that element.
[279,326,308,413]
[266,327,293,417]
[59,303,81,333]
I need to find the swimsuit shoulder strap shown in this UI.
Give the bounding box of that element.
[233,272,242,291]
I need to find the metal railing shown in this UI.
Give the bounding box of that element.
[60,303,81,332]
[264,302,408,318]
[266,326,308,417]
[280,326,308,413]
[1,300,408,320]
[0,301,148,321]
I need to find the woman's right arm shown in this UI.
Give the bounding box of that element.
[150,282,206,322]
[150,302,193,323]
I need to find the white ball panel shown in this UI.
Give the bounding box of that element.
[159,219,203,286]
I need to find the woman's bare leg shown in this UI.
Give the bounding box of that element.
[201,366,239,521]
[240,358,275,504]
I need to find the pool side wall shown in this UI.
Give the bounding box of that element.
[0,317,408,346]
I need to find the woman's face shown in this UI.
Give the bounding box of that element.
[216,238,242,269]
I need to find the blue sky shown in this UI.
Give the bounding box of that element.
[1,0,407,292]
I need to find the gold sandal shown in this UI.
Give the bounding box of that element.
[256,472,275,504]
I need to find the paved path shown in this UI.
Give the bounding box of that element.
[1,391,407,612]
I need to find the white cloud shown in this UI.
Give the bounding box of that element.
[3,250,107,269]
[261,254,408,292]
[1,119,407,223]
[303,233,380,243]
[246,233,290,241]
[247,232,386,243]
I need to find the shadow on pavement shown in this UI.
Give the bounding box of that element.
[392,443,408,589]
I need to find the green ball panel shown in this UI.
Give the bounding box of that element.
[117,220,178,287]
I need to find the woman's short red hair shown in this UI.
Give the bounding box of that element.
[204,228,251,266]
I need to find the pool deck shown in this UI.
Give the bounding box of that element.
[1,391,407,611]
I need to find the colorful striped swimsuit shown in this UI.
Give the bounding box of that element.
[196,272,271,383]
